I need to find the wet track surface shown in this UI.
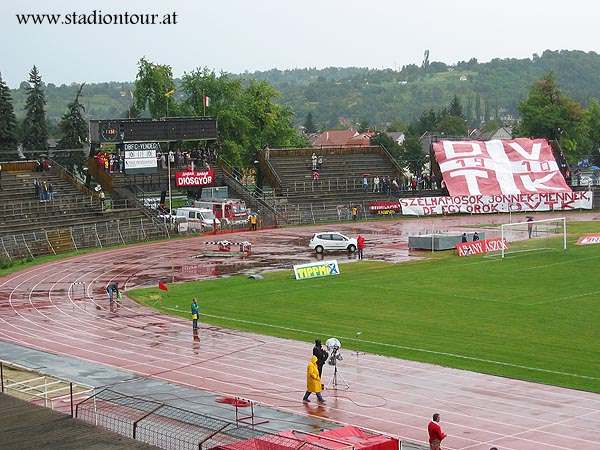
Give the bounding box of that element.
[1,212,600,450]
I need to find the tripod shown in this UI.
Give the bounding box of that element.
[327,348,350,390]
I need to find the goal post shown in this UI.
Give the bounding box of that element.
[499,217,567,258]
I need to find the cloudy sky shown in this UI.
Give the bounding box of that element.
[1,0,597,87]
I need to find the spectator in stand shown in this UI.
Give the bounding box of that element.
[317,155,323,170]
[411,177,417,191]
[373,176,380,193]
[33,179,40,199]
[312,170,320,181]
[362,176,368,192]
[0,163,3,190]
[168,150,175,167]
[41,181,49,202]
[160,153,166,169]
[311,152,317,170]
[48,183,54,201]
[103,157,109,172]
[427,414,447,450]
[392,177,399,194]
[357,234,365,259]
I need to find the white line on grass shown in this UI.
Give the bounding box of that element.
[161,307,600,382]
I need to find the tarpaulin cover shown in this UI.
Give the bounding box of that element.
[214,426,398,450]
[433,139,571,196]
[278,426,398,450]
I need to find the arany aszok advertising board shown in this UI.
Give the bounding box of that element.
[175,169,215,187]
[456,238,508,256]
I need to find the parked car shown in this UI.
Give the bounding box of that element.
[309,232,357,254]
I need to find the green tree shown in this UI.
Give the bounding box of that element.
[133,57,178,118]
[400,133,427,175]
[517,73,583,158]
[474,93,482,127]
[0,72,18,159]
[370,132,401,159]
[448,95,463,118]
[303,112,318,133]
[57,84,88,173]
[181,67,306,165]
[22,66,48,156]
[386,119,407,132]
[437,115,468,137]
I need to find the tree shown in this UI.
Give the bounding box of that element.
[400,133,427,175]
[517,73,583,157]
[133,57,178,118]
[448,95,463,118]
[22,66,48,156]
[370,132,401,159]
[303,112,317,133]
[57,84,88,173]
[0,72,18,159]
[180,67,307,165]
[358,119,370,132]
[437,115,468,137]
[474,93,482,127]
[386,119,407,132]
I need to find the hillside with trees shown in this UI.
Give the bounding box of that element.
[6,50,600,134]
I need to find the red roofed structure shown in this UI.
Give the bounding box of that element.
[312,130,374,147]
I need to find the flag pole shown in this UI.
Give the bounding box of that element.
[203,89,206,117]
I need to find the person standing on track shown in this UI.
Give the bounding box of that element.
[191,298,199,331]
[303,355,325,404]
[357,234,365,260]
[312,339,329,378]
[527,216,534,239]
[427,413,447,450]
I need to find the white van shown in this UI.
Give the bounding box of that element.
[175,207,220,232]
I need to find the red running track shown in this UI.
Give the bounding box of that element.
[1,214,600,450]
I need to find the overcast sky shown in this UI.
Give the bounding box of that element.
[1,0,598,87]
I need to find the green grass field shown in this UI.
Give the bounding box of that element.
[129,221,600,393]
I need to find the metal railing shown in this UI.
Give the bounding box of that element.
[76,388,336,450]
[0,359,93,417]
[0,218,168,262]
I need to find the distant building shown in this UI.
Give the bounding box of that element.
[311,129,374,147]
[471,126,513,140]
[385,132,405,145]
[459,75,468,81]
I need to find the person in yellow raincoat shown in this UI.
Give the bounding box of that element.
[303,356,325,403]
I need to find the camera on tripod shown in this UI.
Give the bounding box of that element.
[326,337,343,366]
[325,338,349,389]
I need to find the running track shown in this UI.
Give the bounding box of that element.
[1,213,600,450]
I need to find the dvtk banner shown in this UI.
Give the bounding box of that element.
[175,169,215,187]
[433,139,570,196]
[399,191,593,216]
[456,238,508,256]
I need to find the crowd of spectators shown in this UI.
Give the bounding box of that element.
[93,146,218,173]
[32,178,55,202]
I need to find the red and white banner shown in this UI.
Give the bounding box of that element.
[576,234,600,246]
[399,191,593,216]
[433,139,571,196]
[368,201,401,215]
[456,238,508,256]
[175,169,215,187]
